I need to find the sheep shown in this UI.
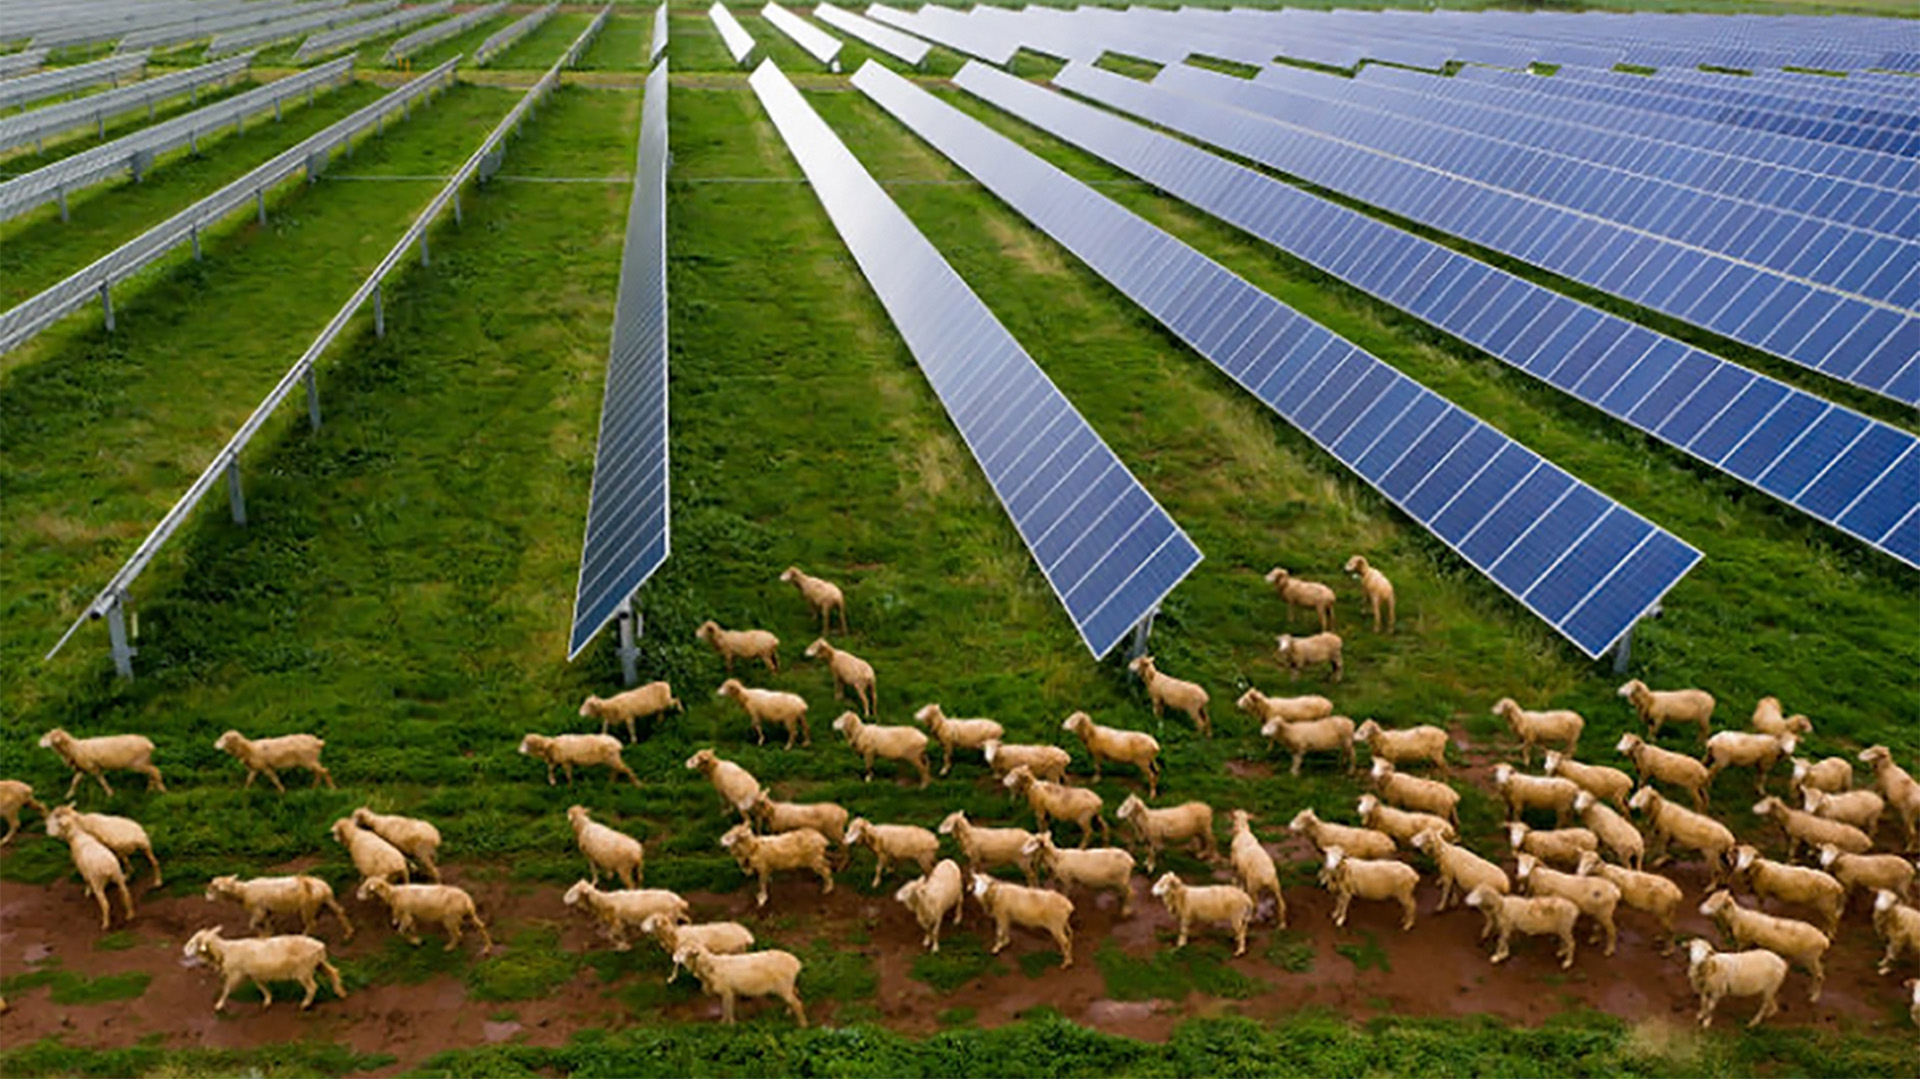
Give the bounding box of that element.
[46,804,161,888]
[517,733,640,788]
[1516,853,1620,956]
[833,712,930,787]
[1575,851,1684,954]
[329,818,409,886]
[1411,828,1507,932]
[1731,845,1844,937]
[1789,756,1855,800]
[1465,885,1579,968]
[1545,751,1634,811]
[1228,810,1285,925]
[685,749,761,819]
[563,880,689,950]
[0,780,47,846]
[1617,680,1715,742]
[1060,711,1160,797]
[1152,872,1255,955]
[1286,808,1397,861]
[351,808,441,883]
[211,731,335,793]
[1507,822,1601,870]
[806,639,876,717]
[718,824,834,907]
[568,805,645,890]
[1802,787,1886,837]
[1369,759,1459,824]
[894,859,966,952]
[1818,845,1916,907]
[1751,796,1871,861]
[674,942,807,1026]
[1321,846,1419,931]
[1490,764,1581,826]
[718,680,812,750]
[1629,788,1735,885]
[1702,731,1795,793]
[938,811,1038,884]
[1872,889,1920,976]
[1353,719,1449,771]
[205,875,354,940]
[1750,697,1812,739]
[1615,733,1711,810]
[356,879,493,954]
[1128,655,1211,737]
[1022,834,1136,917]
[914,704,1004,777]
[639,915,754,982]
[970,873,1075,968]
[1262,714,1357,777]
[1571,790,1645,870]
[46,809,134,929]
[981,740,1071,786]
[1274,632,1343,682]
[780,565,847,635]
[1684,938,1789,1029]
[182,928,344,1012]
[1700,888,1830,1002]
[752,794,849,857]
[1343,555,1395,633]
[38,729,164,799]
[1860,745,1920,851]
[1357,793,1454,848]
[579,682,683,741]
[695,620,780,675]
[1114,795,1215,871]
[1265,568,1336,631]
[845,817,939,888]
[1490,699,1583,766]
[1003,765,1109,848]
[1236,689,1333,729]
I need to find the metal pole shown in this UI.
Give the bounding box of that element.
[1612,627,1633,676]
[225,459,247,525]
[256,188,266,226]
[1126,607,1157,661]
[105,598,135,680]
[453,190,461,225]
[304,368,321,430]
[374,285,384,338]
[616,605,641,687]
[57,186,67,221]
[99,281,114,331]
[273,99,281,122]
[418,233,429,267]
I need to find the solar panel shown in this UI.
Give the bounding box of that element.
[812,3,927,68]
[0,52,147,112]
[749,59,1202,658]
[571,60,673,662]
[865,4,1017,67]
[291,2,449,63]
[207,2,402,58]
[0,53,252,156]
[709,2,755,67]
[476,3,556,67]
[651,3,668,64]
[0,48,50,78]
[385,2,506,66]
[761,3,841,72]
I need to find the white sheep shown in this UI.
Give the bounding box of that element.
[1152,872,1255,955]
[718,824,834,907]
[1860,745,1920,852]
[1749,697,1812,740]
[1700,888,1830,1002]
[895,859,967,952]
[568,804,645,889]
[1490,698,1583,766]
[0,779,47,846]
[806,639,876,717]
[1545,751,1634,812]
[1353,719,1449,771]
[1702,730,1795,793]
[1516,852,1620,956]
[1629,788,1735,886]
[357,878,493,954]
[1370,759,1459,824]
[212,730,334,792]
[1412,827,1506,934]
[717,679,812,749]
[329,818,410,886]
[517,733,640,788]
[980,740,1071,786]
[1128,655,1211,737]
[1789,756,1854,800]
[1357,793,1454,848]
[205,875,354,940]
[1287,808,1396,861]
[1576,851,1684,954]
[352,808,442,883]
[780,565,847,635]
[563,880,689,950]
[46,809,134,929]
[1237,689,1333,729]
[1507,822,1601,870]
[833,712,930,787]
[38,728,164,799]
[1751,795,1871,861]
[1262,714,1356,777]
[1265,568,1336,631]
[1004,765,1109,848]
[1060,711,1160,797]
[1490,764,1581,826]
[1228,810,1285,926]
[1342,555,1395,633]
[182,927,344,1012]
[1802,787,1886,838]
[1617,680,1715,742]
[47,804,161,886]
[845,817,939,888]
[1465,885,1579,968]
[1731,845,1844,937]
[1321,846,1418,931]
[579,682,683,741]
[1615,733,1711,811]
[1274,632,1343,682]
[1818,845,1916,907]
[695,620,781,675]
[937,811,1038,884]
[639,915,754,982]
[970,873,1075,968]
[1571,790,1645,870]
[751,794,849,857]
[1872,889,1920,976]
[1114,795,1215,871]
[675,942,807,1026]
[914,704,1005,776]
[1022,834,1136,917]
[1684,938,1788,1029]
[685,749,762,819]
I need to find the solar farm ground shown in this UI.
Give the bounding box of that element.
[2,3,1917,1075]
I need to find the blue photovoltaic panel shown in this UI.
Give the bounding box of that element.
[857,62,1701,660]
[570,60,671,660]
[749,60,1201,658]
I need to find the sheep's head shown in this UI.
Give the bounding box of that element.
[1149,872,1179,899]
[1506,822,1529,849]
[893,878,922,905]
[1627,786,1656,814]
[355,878,392,903]
[1732,845,1760,872]
[981,740,1001,764]
[517,734,545,757]
[686,749,715,772]
[715,679,744,701]
[779,567,802,584]
[1002,766,1034,792]
[577,696,603,718]
[1574,851,1601,877]
[1234,690,1264,716]
[330,818,355,843]
[212,731,244,754]
[913,704,939,727]
[1490,698,1517,719]
[44,808,76,839]
[1355,794,1378,820]
[1343,555,1366,575]
[37,729,69,750]
[1060,712,1091,736]
[1229,809,1252,831]
[671,942,710,969]
[1287,808,1317,834]
[1571,790,1594,814]
[831,712,862,738]
[1683,938,1714,968]
[1274,635,1294,657]
[718,824,751,850]
[182,928,221,963]
[804,639,830,660]
[1698,889,1735,919]
[1369,758,1392,782]
[1515,853,1538,881]
[1354,719,1380,741]
[1463,885,1493,909]
[1876,889,1902,915]
[1859,745,1891,767]
[937,811,963,835]
[1127,655,1153,678]
[204,876,239,902]
[1616,680,1645,699]
[1751,796,1783,817]
[844,819,869,845]
[694,620,719,642]
[562,880,593,908]
[1799,789,1826,814]
[1019,834,1050,859]
[1410,828,1439,854]
[1491,763,1514,786]
[1777,734,1799,756]
[638,914,670,937]
[1817,844,1841,868]
[1615,733,1641,755]
[1264,568,1288,586]
[970,873,993,899]
[567,805,591,828]
[1260,718,1282,741]
[1116,794,1145,820]
[1784,714,1811,735]
[1321,846,1346,873]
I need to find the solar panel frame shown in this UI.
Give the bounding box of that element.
[710,2,756,67]
[761,2,842,72]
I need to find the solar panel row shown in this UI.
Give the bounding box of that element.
[651,3,668,65]
[709,2,756,67]
[813,3,927,68]
[761,2,842,72]
[0,52,147,112]
[0,53,252,156]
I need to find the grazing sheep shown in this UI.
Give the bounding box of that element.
[895,860,967,952]
[1516,853,1620,956]
[1507,822,1601,870]
[914,704,1005,776]
[1491,699,1583,766]
[1286,808,1397,861]
[833,712,930,787]
[1357,793,1454,848]
[212,731,334,792]
[1545,751,1634,812]
[1751,796,1871,861]
[1263,714,1357,777]
[806,639,876,717]
[329,818,409,886]
[579,682,683,741]
[845,818,939,888]
[695,620,780,675]
[0,780,47,846]
[182,928,344,1012]
[38,729,164,799]
[1114,795,1215,871]
[1128,655,1211,737]
[1465,885,1579,968]
[351,808,442,882]
[718,680,812,750]
[780,566,847,635]
[1004,766,1109,848]
[1576,852,1684,954]
[46,805,160,886]
[718,824,834,907]
[1321,846,1419,931]
[1615,733,1711,810]
[1860,746,1920,852]
[1629,788,1735,886]
[568,805,645,890]
[1265,568,1336,631]
[1343,555,1395,633]
[46,809,134,929]
[1023,834,1136,917]
[1684,938,1788,1029]
[1750,697,1812,740]
[1818,845,1916,906]
[1152,872,1255,955]
[1790,756,1854,800]
[937,811,1038,884]
[1060,711,1161,796]
[1872,890,1920,976]
[357,879,493,954]
[981,740,1071,786]
[640,915,754,982]
[751,794,849,855]
[1617,680,1715,742]
[675,942,807,1026]
[1731,845,1844,937]
[1802,787,1886,837]
[1491,765,1581,826]
[1228,811,1285,925]
[1412,827,1507,932]
[517,733,640,788]
[563,880,689,950]
[1703,731,1795,794]
[970,873,1075,968]
[685,749,761,819]
[205,875,354,940]
[1700,889,1830,1002]
[1274,632,1343,682]
[1571,790,1645,871]
[1353,720,1449,771]
[1237,689,1334,729]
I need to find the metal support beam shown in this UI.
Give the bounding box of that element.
[105,597,135,680]
[98,281,114,331]
[225,459,246,525]
[374,285,384,338]
[1612,626,1633,675]
[304,368,321,430]
[1126,607,1157,661]
[256,188,266,226]
[418,233,429,267]
[190,225,202,260]
[452,190,461,225]
[615,604,642,687]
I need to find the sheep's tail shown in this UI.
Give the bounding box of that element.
[320,958,345,998]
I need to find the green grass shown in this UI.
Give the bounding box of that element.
[1096,939,1272,1001]
[910,937,1007,992]
[1333,929,1393,973]
[0,962,150,1005]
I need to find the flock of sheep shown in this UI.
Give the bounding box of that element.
[5,560,1919,1032]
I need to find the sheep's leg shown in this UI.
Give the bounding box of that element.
[613,759,641,788]
[265,767,287,794]
[1399,893,1417,931]
[915,754,930,789]
[87,880,113,929]
[1558,930,1575,969]
[1806,958,1824,1003]
[1332,893,1351,927]
[562,763,576,786]
[256,977,275,1010]
[785,988,808,1027]
[720,989,736,1025]
[143,847,162,887]
[545,762,558,786]
[870,854,885,890]
[1747,990,1776,1028]
[1290,751,1304,777]
[298,970,319,1009]
[1233,916,1249,957]
[1879,941,1899,975]
[756,871,770,908]
[441,915,464,951]
[753,716,766,746]
[253,908,276,936]
[1490,928,1512,964]
[216,972,244,1012]
[1602,917,1616,957]
[990,916,1009,954]
[244,769,258,790]
[420,853,442,884]
[940,743,953,777]
[314,764,336,790]
[863,753,874,783]
[1055,925,1073,969]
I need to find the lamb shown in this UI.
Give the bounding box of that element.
[752,794,849,856]
[845,817,939,888]
[937,811,1038,884]
[1343,555,1396,633]
[1411,828,1507,928]
[1128,655,1211,737]
[0,779,47,845]
[1617,680,1715,742]
[517,733,640,787]
[1615,733,1711,810]
[1700,889,1830,1002]
[1004,766,1109,848]
[1684,938,1788,1029]
[981,740,1071,786]
[1357,793,1454,848]
[1490,764,1581,826]
[1749,697,1812,739]
[1571,790,1645,870]
[1274,632,1343,682]
[563,880,689,950]
[1320,846,1418,931]
[46,809,134,929]
[1465,885,1579,968]
[1818,845,1916,907]
[356,879,493,954]
[695,620,780,675]
[1490,699,1583,766]
[1237,689,1333,729]
[1860,745,1920,851]
[1516,853,1620,956]
[894,859,967,952]
[1353,720,1449,771]
[685,749,761,819]
[1152,872,1255,955]
[1802,787,1885,837]
[1730,845,1844,937]
[1060,711,1161,796]
[1576,852,1684,954]
[205,875,354,940]
[718,680,812,750]
[970,873,1075,968]
[351,808,441,882]
[182,928,344,1012]
[1751,796,1871,861]
[1022,834,1136,917]
[1507,822,1601,870]
[913,704,1004,776]
[212,730,335,792]
[674,942,807,1026]
[780,565,847,635]
[1872,890,1920,976]
[1789,756,1855,800]
[1286,808,1397,861]
[639,915,754,981]
[568,805,645,889]
[718,824,834,907]
[806,639,876,717]
[1228,810,1284,925]
[1265,568,1336,631]
[38,729,164,799]
[1115,795,1215,871]
[329,818,409,886]
[46,804,161,886]
[1702,731,1795,793]
[1262,714,1356,777]
[578,682,683,741]
[1629,788,1735,885]
[1545,751,1634,811]
[833,712,930,787]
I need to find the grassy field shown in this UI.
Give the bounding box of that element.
[2,3,1917,1076]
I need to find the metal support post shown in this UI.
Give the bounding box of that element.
[453,190,461,225]
[1126,607,1157,661]
[304,368,321,430]
[616,604,642,687]
[273,99,282,122]
[105,596,135,680]
[225,459,247,525]
[256,188,266,226]
[374,285,385,338]
[190,225,201,260]
[418,233,429,267]
[1612,626,1633,675]
[98,281,114,331]
[98,112,106,137]
[57,186,68,221]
